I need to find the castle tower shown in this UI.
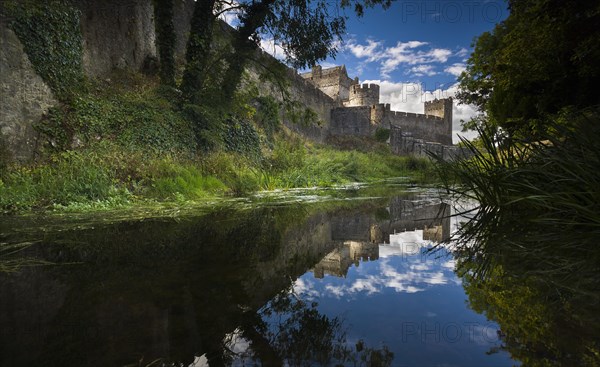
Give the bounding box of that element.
[424,98,453,145]
[346,83,380,107]
[301,65,357,102]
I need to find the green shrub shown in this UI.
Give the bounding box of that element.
[374,128,390,142]
[254,96,281,142]
[224,117,262,160]
[434,110,600,279]
[37,84,196,153]
[268,137,306,171]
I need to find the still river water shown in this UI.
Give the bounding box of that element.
[0,186,518,366]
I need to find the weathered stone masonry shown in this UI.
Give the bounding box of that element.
[0,0,195,162]
[301,65,458,156]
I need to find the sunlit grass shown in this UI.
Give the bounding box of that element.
[0,139,431,213]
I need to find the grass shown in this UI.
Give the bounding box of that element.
[0,139,431,213]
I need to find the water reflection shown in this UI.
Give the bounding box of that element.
[0,194,514,366]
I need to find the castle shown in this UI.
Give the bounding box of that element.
[0,0,460,161]
[297,65,459,158]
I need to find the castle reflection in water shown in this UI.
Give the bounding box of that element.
[313,199,450,279]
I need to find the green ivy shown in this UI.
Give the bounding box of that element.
[374,127,390,142]
[253,96,281,142]
[37,88,196,153]
[224,117,262,160]
[7,0,85,101]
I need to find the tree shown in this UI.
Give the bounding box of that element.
[154,0,176,86]
[457,0,600,137]
[180,0,220,104]
[180,0,391,106]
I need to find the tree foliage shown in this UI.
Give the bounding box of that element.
[457,0,600,136]
[181,0,391,106]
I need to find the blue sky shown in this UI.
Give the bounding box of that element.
[248,1,509,141]
[332,0,508,85]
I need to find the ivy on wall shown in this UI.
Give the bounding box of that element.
[6,0,85,102]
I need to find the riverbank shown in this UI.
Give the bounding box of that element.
[0,142,431,214]
[0,68,433,214]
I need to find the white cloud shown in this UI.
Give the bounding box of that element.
[428,48,452,63]
[260,38,286,60]
[455,47,469,58]
[444,63,466,77]
[347,39,383,61]
[344,39,453,78]
[363,80,479,143]
[408,65,438,77]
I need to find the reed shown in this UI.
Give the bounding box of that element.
[433,108,600,294]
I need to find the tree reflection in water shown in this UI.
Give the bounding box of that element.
[447,203,600,366]
[235,286,394,367]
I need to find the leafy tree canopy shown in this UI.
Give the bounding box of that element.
[457,0,600,136]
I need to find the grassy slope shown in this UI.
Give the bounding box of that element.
[0,72,431,213]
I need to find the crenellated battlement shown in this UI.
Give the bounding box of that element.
[300,64,454,148]
[424,98,453,119]
[347,83,380,107]
[301,65,357,102]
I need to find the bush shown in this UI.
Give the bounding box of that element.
[223,117,262,160]
[268,137,306,171]
[374,128,390,142]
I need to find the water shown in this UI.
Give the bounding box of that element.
[0,189,518,366]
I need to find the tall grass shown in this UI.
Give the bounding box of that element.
[0,134,432,212]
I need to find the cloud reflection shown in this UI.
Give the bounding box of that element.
[295,230,458,299]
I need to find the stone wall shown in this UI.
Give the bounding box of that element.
[75,0,157,77]
[76,0,196,76]
[172,0,196,59]
[301,65,357,102]
[386,109,452,145]
[389,127,467,161]
[246,54,338,142]
[330,106,373,136]
[285,70,338,142]
[345,83,380,107]
[424,98,453,144]
[0,18,57,162]
[0,0,197,162]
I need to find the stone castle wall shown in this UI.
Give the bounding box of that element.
[389,126,465,160]
[303,66,455,148]
[301,65,357,102]
[75,0,195,77]
[0,17,58,162]
[0,0,198,161]
[345,83,380,107]
[330,106,373,136]
[386,108,452,145]
[283,69,338,142]
[74,0,157,77]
